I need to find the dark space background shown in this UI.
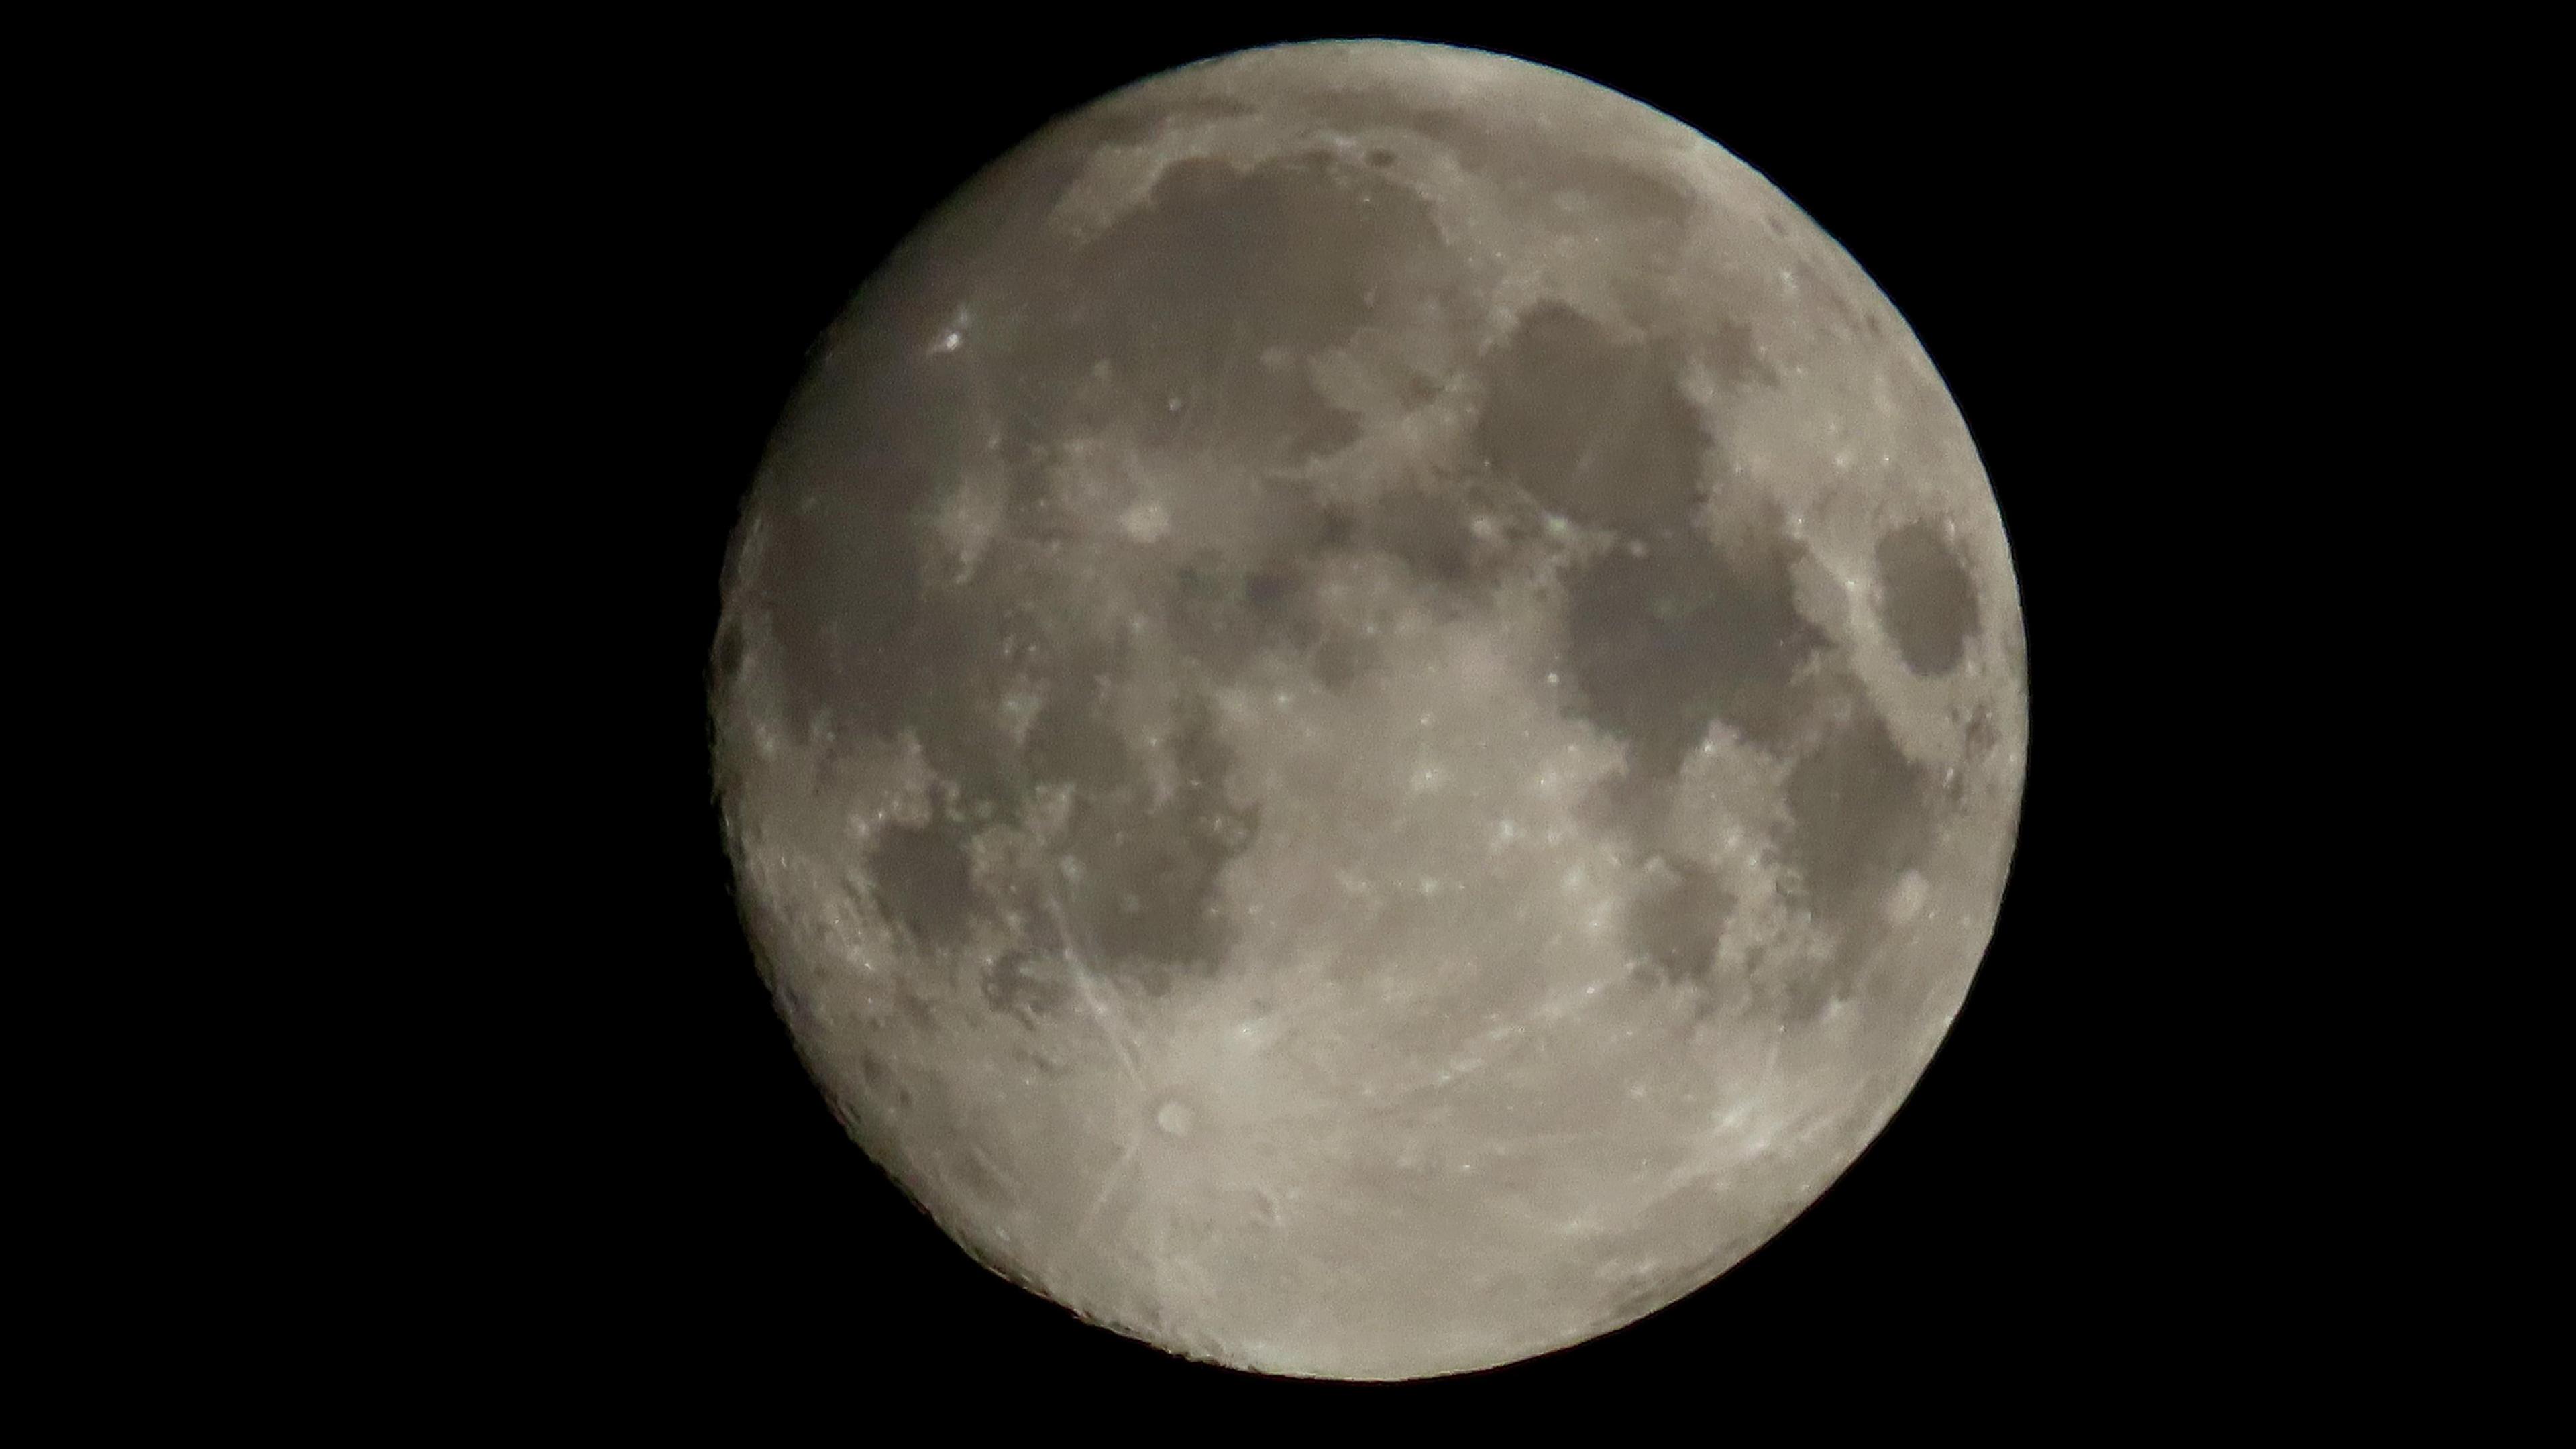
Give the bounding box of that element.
[466,17,2299,1408]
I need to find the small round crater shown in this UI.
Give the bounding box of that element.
[1156,1099,1196,1136]
[1884,869,1931,924]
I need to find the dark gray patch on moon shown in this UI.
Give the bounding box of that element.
[1780,690,1935,924]
[1015,647,1132,796]
[1000,151,1443,468]
[1873,521,1980,676]
[894,591,1051,816]
[1367,483,1483,588]
[1627,856,1731,985]
[752,388,953,743]
[1476,302,1708,538]
[854,1049,906,1109]
[1016,697,1257,991]
[1558,504,1829,782]
[1962,703,1998,763]
[1706,318,1781,390]
[868,817,980,951]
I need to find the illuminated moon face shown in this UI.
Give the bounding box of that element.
[712,40,2025,1381]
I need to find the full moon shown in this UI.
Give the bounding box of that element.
[711,40,2025,1380]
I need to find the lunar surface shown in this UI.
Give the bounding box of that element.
[711,40,2025,1380]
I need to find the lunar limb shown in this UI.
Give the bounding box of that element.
[712,40,2025,1380]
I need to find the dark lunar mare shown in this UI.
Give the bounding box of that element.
[1873,520,1980,676]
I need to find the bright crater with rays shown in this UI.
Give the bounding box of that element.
[712,40,2026,1380]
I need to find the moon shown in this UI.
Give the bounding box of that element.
[710,40,2025,1381]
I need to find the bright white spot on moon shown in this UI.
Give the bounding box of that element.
[712,39,2025,1383]
[1888,869,1931,923]
[1118,500,1171,543]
